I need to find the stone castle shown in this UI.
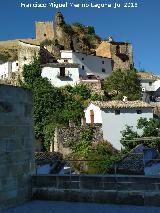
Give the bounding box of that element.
[34,13,133,71]
[0,12,133,85]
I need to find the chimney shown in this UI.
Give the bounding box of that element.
[123,96,128,102]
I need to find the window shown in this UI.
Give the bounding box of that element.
[23,56,27,61]
[137,110,142,114]
[82,65,84,70]
[16,62,18,66]
[82,57,84,61]
[60,67,65,77]
[44,34,47,37]
[102,68,106,73]
[64,59,68,63]
[149,82,152,86]
[115,110,120,115]
[102,61,104,64]
[4,74,6,78]
[1,75,3,79]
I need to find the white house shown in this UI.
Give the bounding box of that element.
[85,100,153,150]
[0,61,19,80]
[138,72,160,92]
[41,63,80,87]
[59,50,112,80]
[138,72,160,102]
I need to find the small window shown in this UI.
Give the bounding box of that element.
[82,57,84,61]
[23,56,27,61]
[149,82,152,86]
[60,67,65,77]
[137,110,142,114]
[1,75,3,79]
[16,62,18,66]
[102,68,106,73]
[102,61,104,64]
[4,74,6,78]
[44,34,47,37]
[64,59,68,63]
[82,65,84,70]
[115,110,120,115]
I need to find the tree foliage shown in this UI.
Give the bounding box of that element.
[104,69,141,100]
[22,56,91,150]
[121,118,160,152]
[69,127,119,174]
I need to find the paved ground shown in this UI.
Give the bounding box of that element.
[1,201,160,213]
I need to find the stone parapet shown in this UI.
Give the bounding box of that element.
[32,174,160,206]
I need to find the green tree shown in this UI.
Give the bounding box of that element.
[69,127,119,174]
[121,118,160,152]
[104,69,141,100]
[22,56,91,150]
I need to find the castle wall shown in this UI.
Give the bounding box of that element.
[35,22,54,42]
[0,85,35,211]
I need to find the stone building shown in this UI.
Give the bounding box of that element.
[18,40,57,75]
[96,37,133,71]
[35,21,55,42]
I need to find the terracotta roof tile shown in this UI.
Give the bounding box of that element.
[91,100,153,109]
[138,72,160,81]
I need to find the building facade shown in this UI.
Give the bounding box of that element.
[138,72,160,102]
[59,50,112,80]
[85,101,153,150]
[96,37,133,71]
[41,63,80,87]
[0,61,19,80]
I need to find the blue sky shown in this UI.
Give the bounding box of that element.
[0,0,160,74]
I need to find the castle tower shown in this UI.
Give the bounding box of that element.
[96,37,133,71]
[35,21,54,42]
[55,12,65,27]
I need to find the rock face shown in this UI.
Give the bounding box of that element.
[45,12,101,57]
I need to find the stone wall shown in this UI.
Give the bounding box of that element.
[80,80,104,95]
[53,125,103,156]
[96,41,133,71]
[0,85,35,210]
[35,22,55,42]
[32,174,160,206]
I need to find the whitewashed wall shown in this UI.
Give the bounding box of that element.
[85,104,153,150]
[141,79,156,92]
[85,103,102,124]
[101,108,153,150]
[60,50,112,79]
[41,66,80,87]
[0,61,19,79]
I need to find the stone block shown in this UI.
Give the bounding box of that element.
[144,192,160,206]
[93,190,117,204]
[116,191,144,205]
[0,126,16,139]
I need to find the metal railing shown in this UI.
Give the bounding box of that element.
[35,153,160,176]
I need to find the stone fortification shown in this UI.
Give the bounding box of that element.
[0,85,35,210]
